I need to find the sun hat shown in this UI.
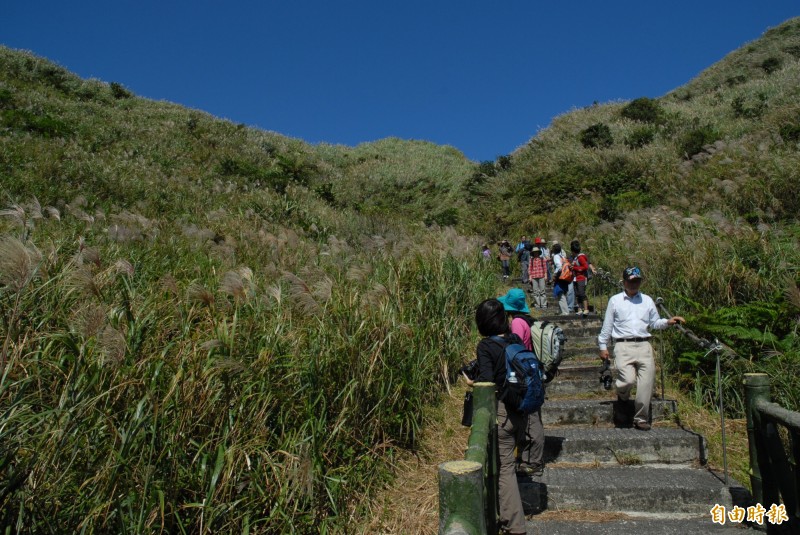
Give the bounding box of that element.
[497,288,530,314]
[623,266,643,281]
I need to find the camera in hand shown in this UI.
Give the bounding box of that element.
[460,359,479,381]
[599,359,613,390]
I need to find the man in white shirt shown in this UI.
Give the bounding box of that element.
[598,267,685,430]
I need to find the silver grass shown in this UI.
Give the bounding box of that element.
[113,259,135,278]
[0,205,26,228]
[187,282,215,307]
[159,274,179,295]
[44,206,61,220]
[71,302,108,338]
[0,237,42,292]
[98,325,126,364]
[282,272,321,316]
[67,266,102,298]
[220,270,246,301]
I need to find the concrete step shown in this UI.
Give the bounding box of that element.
[542,399,677,426]
[518,465,749,515]
[546,377,605,396]
[560,347,600,360]
[556,363,611,380]
[525,516,759,534]
[543,427,706,465]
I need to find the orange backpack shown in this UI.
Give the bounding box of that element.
[557,256,573,281]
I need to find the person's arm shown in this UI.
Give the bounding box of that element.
[475,339,496,383]
[598,297,616,359]
[646,297,685,330]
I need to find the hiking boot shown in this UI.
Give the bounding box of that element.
[634,421,651,431]
[516,463,544,477]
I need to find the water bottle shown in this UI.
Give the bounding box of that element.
[508,371,518,384]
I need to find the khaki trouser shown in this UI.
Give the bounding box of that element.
[497,400,543,533]
[614,341,655,425]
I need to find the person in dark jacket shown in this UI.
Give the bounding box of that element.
[462,298,531,535]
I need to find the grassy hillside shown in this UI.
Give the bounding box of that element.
[2,15,800,532]
[0,46,492,533]
[468,17,800,414]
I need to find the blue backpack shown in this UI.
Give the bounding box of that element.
[492,336,545,414]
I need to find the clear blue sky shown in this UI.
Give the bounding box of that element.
[3,2,798,162]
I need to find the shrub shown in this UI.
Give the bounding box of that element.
[761,56,782,74]
[624,126,655,149]
[1,109,73,138]
[620,97,664,124]
[424,207,459,227]
[580,123,613,149]
[725,74,747,87]
[0,87,13,109]
[731,93,767,119]
[679,125,720,158]
[110,82,133,99]
[780,122,800,143]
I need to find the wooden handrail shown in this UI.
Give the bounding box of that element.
[744,373,800,528]
[439,382,498,535]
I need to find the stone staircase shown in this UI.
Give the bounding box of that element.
[517,301,754,533]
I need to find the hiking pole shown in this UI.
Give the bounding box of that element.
[710,338,729,486]
[654,298,667,401]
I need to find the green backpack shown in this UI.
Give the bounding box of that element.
[530,320,566,383]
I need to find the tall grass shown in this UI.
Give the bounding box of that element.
[0,215,494,532]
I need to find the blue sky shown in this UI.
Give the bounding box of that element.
[3,2,798,162]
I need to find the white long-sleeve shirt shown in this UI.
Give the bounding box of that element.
[598,291,670,350]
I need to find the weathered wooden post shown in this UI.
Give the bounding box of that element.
[472,382,498,535]
[438,460,485,535]
[744,373,770,505]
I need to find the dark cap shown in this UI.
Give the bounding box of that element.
[623,266,643,281]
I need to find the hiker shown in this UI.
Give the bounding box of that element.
[498,239,513,280]
[482,244,491,261]
[464,296,540,535]
[597,266,685,431]
[550,242,570,315]
[517,236,532,284]
[528,247,548,309]
[536,238,551,282]
[570,240,591,316]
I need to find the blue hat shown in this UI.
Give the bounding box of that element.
[497,288,530,314]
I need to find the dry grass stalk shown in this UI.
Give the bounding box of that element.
[364,383,471,534]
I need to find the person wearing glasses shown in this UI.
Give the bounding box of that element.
[597,267,685,430]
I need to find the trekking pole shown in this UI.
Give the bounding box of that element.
[710,338,729,486]
[657,298,730,486]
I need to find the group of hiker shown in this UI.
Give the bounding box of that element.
[484,237,596,317]
[463,266,685,534]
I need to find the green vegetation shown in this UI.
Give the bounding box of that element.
[2,14,800,532]
[462,17,800,420]
[0,47,493,532]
